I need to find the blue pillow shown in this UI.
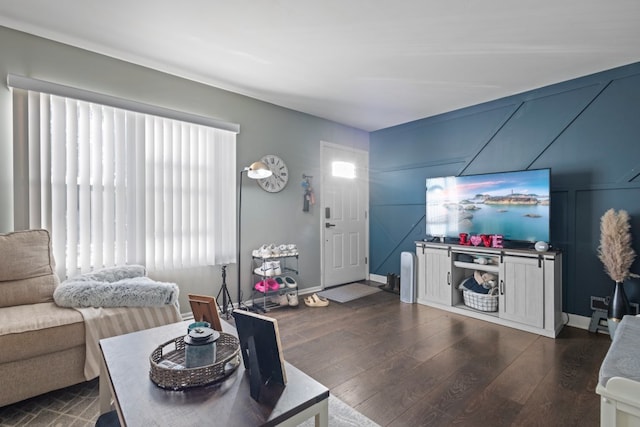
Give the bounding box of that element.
[459,276,490,294]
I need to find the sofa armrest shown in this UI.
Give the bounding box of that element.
[597,377,640,426]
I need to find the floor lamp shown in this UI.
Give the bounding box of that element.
[237,161,272,310]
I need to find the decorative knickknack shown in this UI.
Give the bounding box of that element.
[598,209,636,339]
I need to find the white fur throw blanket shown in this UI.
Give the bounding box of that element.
[54,265,179,308]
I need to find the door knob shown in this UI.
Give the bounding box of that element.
[325,222,336,228]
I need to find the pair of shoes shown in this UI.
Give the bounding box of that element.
[281,243,298,256]
[304,293,329,307]
[254,278,279,293]
[272,276,297,288]
[252,244,279,258]
[252,243,298,258]
[276,292,298,306]
[254,261,281,277]
[283,276,297,288]
[287,292,299,307]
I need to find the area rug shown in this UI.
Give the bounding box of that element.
[0,379,381,427]
[317,283,381,303]
[0,378,380,427]
[298,395,380,427]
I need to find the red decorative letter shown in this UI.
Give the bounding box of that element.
[459,233,469,245]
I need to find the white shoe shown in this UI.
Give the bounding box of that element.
[259,244,271,258]
[287,292,299,307]
[254,262,274,277]
[271,244,281,256]
[266,243,278,256]
[271,260,282,276]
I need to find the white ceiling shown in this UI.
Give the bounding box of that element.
[1,1,640,131]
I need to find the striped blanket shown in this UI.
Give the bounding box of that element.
[74,304,182,380]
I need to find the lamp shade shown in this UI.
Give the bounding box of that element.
[246,161,272,179]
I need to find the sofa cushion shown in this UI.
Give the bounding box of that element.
[0,229,60,307]
[0,302,84,364]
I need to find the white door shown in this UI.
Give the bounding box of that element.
[321,142,368,288]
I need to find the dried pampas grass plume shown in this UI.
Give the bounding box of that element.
[598,209,636,283]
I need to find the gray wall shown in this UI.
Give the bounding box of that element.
[0,26,369,313]
[369,61,640,318]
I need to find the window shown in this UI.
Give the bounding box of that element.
[10,76,238,279]
[332,161,356,179]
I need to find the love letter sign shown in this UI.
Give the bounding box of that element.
[458,233,503,248]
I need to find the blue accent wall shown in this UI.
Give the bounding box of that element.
[370,62,640,317]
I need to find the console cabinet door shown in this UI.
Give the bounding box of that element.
[423,247,452,306]
[499,256,544,328]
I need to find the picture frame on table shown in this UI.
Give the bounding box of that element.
[188,294,223,332]
[232,309,287,401]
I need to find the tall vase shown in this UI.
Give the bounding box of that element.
[607,281,630,339]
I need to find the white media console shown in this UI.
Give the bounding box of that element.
[415,241,563,338]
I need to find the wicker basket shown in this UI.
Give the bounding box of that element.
[462,289,498,312]
[149,332,241,390]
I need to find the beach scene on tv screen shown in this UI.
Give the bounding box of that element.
[426,170,550,242]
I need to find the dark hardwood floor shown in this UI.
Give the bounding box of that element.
[268,289,611,427]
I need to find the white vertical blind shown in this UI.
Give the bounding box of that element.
[78,102,91,272]
[50,95,67,276]
[12,86,237,279]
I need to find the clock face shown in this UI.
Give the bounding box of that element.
[257,155,289,193]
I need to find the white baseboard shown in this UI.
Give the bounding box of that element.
[565,312,610,334]
[299,285,323,296]
[369,273,386,284]
[566,313,591,330]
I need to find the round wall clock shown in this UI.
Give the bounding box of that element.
[257,154,289,193]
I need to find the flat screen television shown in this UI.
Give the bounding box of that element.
[425,168,550,244]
